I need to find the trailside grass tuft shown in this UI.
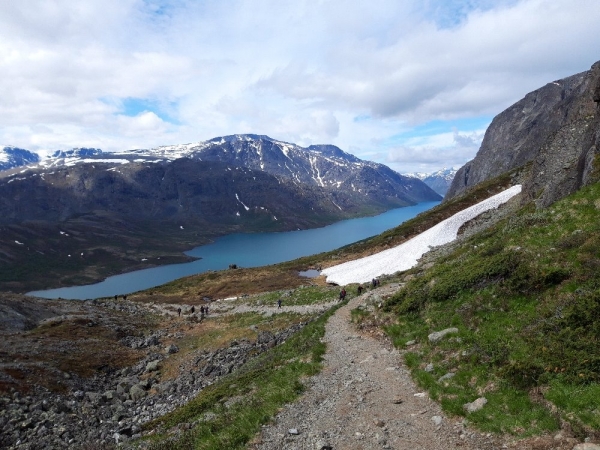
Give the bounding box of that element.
[383,181,600,438]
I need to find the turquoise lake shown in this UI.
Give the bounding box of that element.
[28,201,439,300]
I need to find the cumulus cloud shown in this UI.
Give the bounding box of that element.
[385,129,486,173]
[0,0,599,172]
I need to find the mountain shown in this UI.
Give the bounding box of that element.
[0,135,440,292]
[446,60,600,207]
[404,167,457,196]
[0,147,40,171]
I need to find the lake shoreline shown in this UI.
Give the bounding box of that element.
[27,201,440,300]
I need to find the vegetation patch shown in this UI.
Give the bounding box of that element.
[383,181,600,437]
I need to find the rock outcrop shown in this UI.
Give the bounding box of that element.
[446,60,600,208]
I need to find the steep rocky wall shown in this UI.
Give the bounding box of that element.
[446,60,600,207]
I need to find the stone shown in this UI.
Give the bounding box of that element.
[438,373,455,383]
[165,344,179,354]
[428,328,459,343]
[405,340,416,346]
[431,416,443,426]
[463,397,488,413]
[288,428,299,435]
[573,445,600,450]
[145,360,160,372]
[129,385,147,402]
[424,363,434,372]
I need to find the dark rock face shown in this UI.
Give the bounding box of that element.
[446,60,600,207]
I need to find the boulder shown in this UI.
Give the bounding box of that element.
[428,328,459,343]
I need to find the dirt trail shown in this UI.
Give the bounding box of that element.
[254,285,503,450]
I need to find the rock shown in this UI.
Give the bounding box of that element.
[431,416,443,426]
[258,331,275,345]
[165,344,179,354]
[573,445,600,450]
[463,397,488,413]
[288,428,299,435]
[428,328,459,343]
[405,340,416,346]
[438,373,455,383]
[424,363,434,372]
[129,385,147,402]
[86,392,102,405]
[145,360,161,373]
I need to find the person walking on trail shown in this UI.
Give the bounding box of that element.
[191,306,195,314]
[277,299,282,309]
[357,285,363,295]
[177,307,181,317]
[339,288,346,301]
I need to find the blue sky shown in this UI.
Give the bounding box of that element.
[0,0,599,173]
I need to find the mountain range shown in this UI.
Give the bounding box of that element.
[403,167,458,196]
[0,135,440,292]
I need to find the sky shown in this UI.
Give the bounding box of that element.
[1,1,599,174]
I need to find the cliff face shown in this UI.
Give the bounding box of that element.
[446,61,600,207]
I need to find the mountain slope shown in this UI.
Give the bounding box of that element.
[446,60,600,206]
[0,136,440,292]
[0,146,40,171]
[405,168,457,196]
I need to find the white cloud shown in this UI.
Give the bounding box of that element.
[0,0,599,172]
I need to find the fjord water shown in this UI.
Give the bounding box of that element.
[28,201,439,300]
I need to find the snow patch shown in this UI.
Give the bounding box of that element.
[322,185,522,285]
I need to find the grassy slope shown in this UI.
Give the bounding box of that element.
[383,181,600,438]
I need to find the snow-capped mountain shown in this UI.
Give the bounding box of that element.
[0,134,441,291]
[7,134,441,207]
[404,167,458,196]
[0,147,40,171]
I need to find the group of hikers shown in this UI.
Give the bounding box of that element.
[177,305,209,317]
[339,277,380,300]
[170,277,383,315]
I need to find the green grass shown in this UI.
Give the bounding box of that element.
[243,285,341,307]
[382,181,600,437]
[139,300,341,449]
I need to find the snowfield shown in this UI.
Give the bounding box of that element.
[322,185,522,285]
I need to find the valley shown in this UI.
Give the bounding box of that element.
[1,59,600,450]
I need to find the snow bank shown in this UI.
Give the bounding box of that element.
[321,185,522,285]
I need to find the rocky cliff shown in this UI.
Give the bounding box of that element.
[446,60,600,208]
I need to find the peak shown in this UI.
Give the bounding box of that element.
[51,148,103,158]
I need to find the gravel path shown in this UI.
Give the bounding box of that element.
[254,285,504,450]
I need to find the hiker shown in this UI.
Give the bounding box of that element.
[200,305,205,315]
[339,288,346,301]
[114,295,118,301]
[357,285,363,295]
[205,305,209,315]
[191,306,195,314]
[277,299,282,308]
[177,307,181,317]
